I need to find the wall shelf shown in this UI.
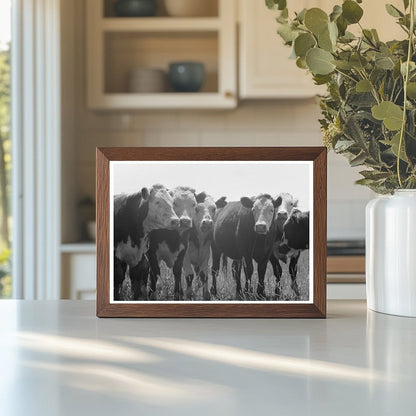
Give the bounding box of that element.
[101,17,221,32]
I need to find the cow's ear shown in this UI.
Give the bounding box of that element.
[215,196,227,208]
[240,196,254,209]
[141,187,150,201]
[195,192,207,203]
[273,196,283,208]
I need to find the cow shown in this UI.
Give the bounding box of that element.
[147,186,198,300]
[113,184,180,301]
[211,194,282,299]
[270,209,310,300]
[182,194,226,300]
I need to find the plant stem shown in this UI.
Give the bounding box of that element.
[397,0,415,188]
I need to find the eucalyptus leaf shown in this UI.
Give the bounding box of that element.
[304,8,328,35]
[382,132,409,162]
[294,33,316,58]
[385,4,403,17]
[356,79,372,93]
[375,55,395,70]
[266,0,287,11]
[372,101,404,130]
[330,5,342,22]
[306,48,335,75]
[342,0,364,24]
[277,23,298,43]
[407,82,416,99]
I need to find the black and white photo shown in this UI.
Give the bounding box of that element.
[110,161,313,303]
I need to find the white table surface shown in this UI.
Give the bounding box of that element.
[0,300,415,416]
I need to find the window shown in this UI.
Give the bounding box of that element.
[0,0,11,298]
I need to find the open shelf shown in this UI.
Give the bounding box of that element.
[102,17,220,32]
[87,0,236,109]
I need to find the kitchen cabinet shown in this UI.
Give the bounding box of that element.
[238,0,404,99]
[239,0,325,99]
[86,0,237,109]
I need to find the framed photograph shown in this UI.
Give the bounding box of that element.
[96,147,327,318]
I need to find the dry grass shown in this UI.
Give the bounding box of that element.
[152,250,310,302]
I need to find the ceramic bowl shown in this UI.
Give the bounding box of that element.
[168,62,205,92]
[128,68,167,93]
[114,0,158,17]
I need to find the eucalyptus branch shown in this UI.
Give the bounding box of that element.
[397,0,415,188]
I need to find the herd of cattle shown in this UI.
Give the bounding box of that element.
[114,184,310,301]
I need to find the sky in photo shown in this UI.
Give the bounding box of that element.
[112,161,312,211]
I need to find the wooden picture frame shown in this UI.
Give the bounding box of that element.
[96,147,327,318]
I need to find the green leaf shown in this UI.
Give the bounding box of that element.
[382,132,409,162]
[330,5,342,22]
[342,0,364,24]
[375,55,395,70]
[350,54,368,70]
[296,57,308,69]
[277,23,298,43]
[333,60,352,70]
[304,8,329,35]
[407,82,416,99]
[350,152,367,167]
[385,4,403,18]
[294,33,316,58]
[266,0,287,11]
[372,101,404,131]
[356,79,372,92]
[306,48,335,75]
[318,27,334,52]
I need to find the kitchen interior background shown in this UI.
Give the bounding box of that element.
[61,0,375,245]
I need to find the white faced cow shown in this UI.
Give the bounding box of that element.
[113,184,180,301]
[147,186,198,300]
[212,193,282,299]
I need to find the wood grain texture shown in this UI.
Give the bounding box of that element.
[96,147,327,318]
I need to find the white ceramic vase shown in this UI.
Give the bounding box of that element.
[366,190,416,317]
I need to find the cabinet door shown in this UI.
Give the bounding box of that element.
[239,0,326,99]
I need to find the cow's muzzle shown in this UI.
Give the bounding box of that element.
[180,216,192,229]
[200,219,213,232]
[255,222,268,235]
[168,217,180,230]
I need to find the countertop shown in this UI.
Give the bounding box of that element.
[0,300,415,415]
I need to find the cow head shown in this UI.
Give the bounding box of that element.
[170,186,197,230]
[142,184,180,233]
[275,193,298,231]
[283,209,310,250]
[194,192,216,234]
[240,194,282,235]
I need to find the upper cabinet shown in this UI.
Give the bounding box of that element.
[238,0,405,100]
[86,0,237,109]
[239,0,325,99]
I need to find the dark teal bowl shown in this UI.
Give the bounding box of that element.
[168,62,205,93]
[114,0,157,17]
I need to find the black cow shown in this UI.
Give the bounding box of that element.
[211,194,282,299]
[113,184,180,301]
[270,209,310,300]
[147,186,197,300]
